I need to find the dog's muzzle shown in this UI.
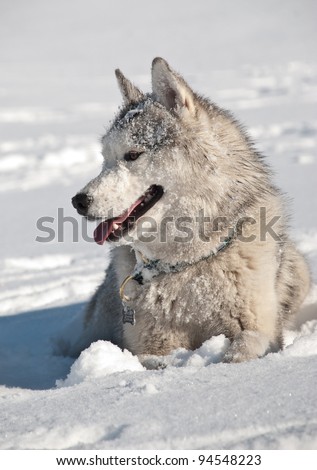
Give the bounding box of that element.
[72,193,93,216]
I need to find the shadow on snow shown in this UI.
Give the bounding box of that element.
[0,302,85,390]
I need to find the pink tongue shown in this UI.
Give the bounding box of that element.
[93,196,145,245]
[94,220,115,245]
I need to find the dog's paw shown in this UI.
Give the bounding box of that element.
[223,331,270,363]
[222,347,254,363]
[139,354,167,370]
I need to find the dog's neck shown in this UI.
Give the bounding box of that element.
[119,231,235,300]
[131,217,238,273]
[134,231,235,279]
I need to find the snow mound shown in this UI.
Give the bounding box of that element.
[283,320,317,357]
[57,336,230,388]
[165,334,230,367]
[57,341,144,387]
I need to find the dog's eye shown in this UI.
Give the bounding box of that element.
[124,151,143,162]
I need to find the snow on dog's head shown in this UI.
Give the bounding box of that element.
[71,59,211,248]
[72,58,271,265]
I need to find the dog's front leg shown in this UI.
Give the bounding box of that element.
[223,250,281,363]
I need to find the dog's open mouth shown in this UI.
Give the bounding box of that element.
[93,184,164,244]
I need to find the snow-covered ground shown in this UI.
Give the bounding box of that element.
[0,0,316,450]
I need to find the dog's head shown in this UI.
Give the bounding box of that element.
[72,58,264,261]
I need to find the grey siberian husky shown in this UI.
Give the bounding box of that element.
[71,58,310,365]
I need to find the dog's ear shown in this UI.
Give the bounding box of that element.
[115,69,144,104]
[151,58,196,119]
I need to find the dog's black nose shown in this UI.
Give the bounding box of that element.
[72,193,93,215]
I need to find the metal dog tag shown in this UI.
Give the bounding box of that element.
[122,303,136,325]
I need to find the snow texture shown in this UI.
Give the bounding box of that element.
[57,341,144,388]
[0,0,317,450]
